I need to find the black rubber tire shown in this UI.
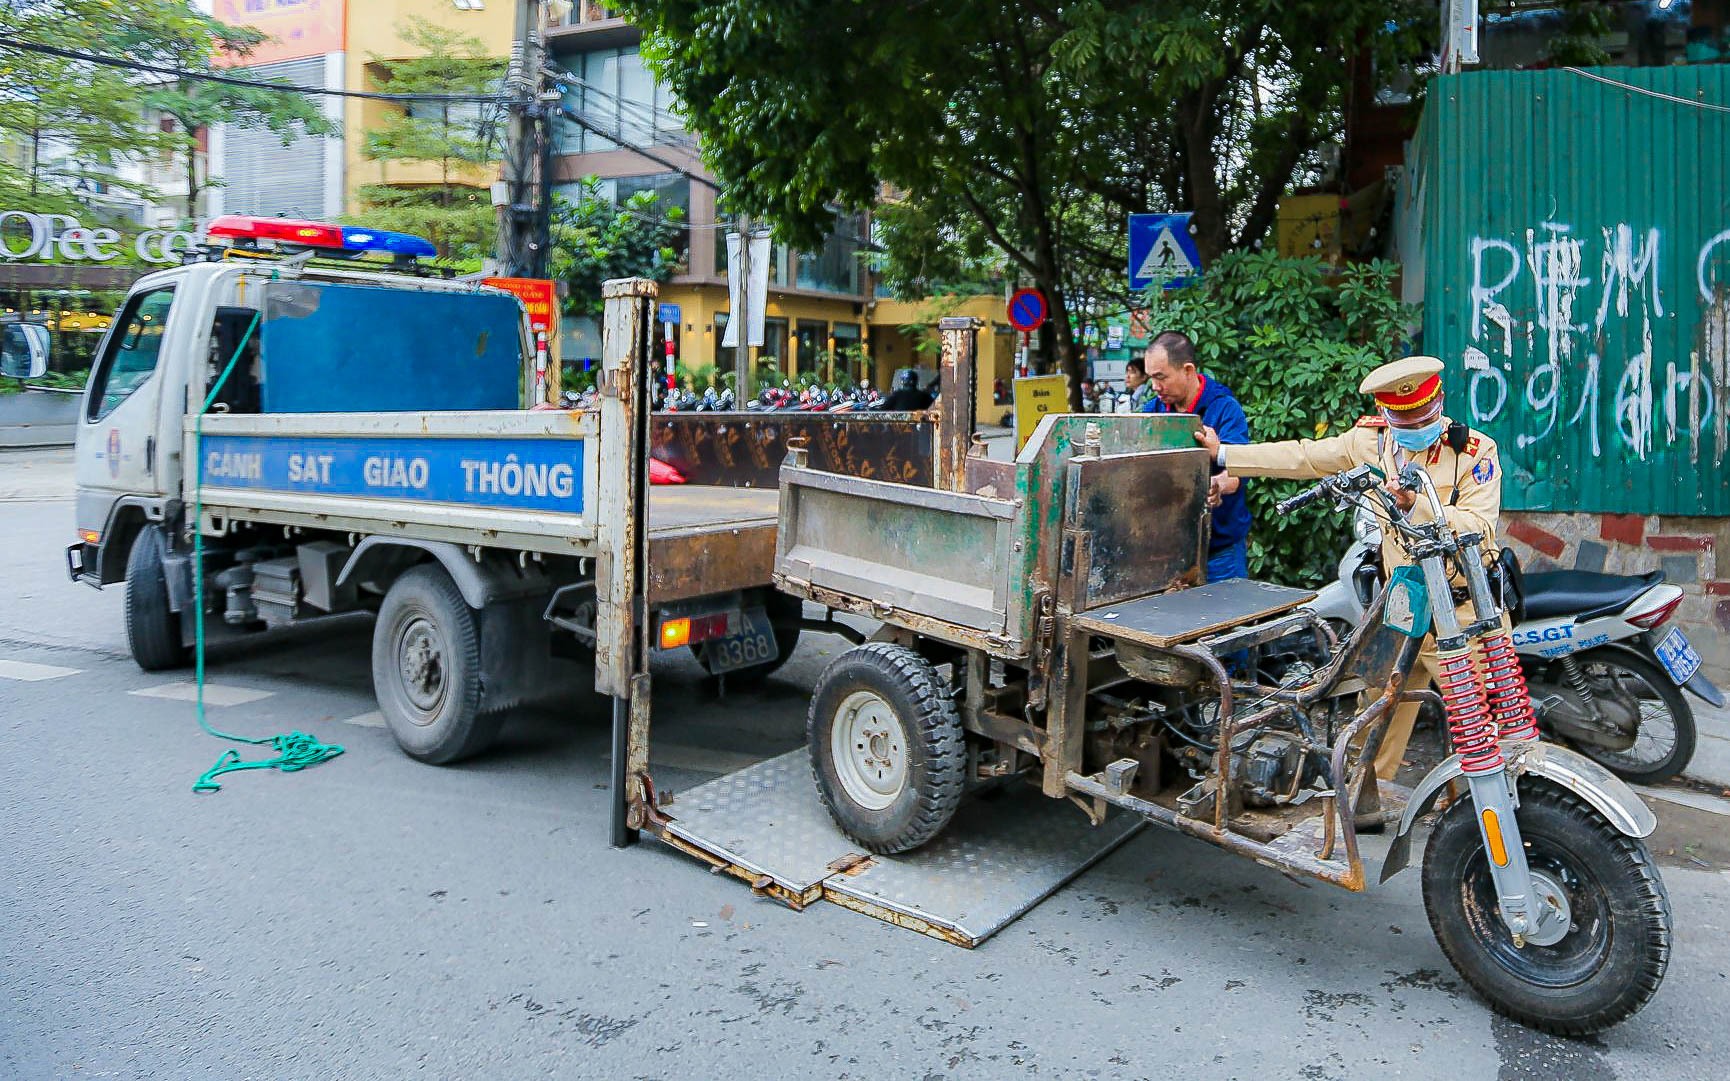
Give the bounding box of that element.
[693,592,803,684]
[1562,650,1696,786]
[124,524,189,671]
[806,642,966,854]
[371,565,500,764]
[1422,778,1671,1035]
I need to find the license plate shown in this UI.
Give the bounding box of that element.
[1654,627,1702,685]
[705,606,779,674]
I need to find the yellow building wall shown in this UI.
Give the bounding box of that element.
[868,294,1015,422]
[662,284,873,387]
[342,0,515,210]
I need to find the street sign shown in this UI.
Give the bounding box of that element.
[482,277,557,332]
[1013,374,1069,450]
[1128,213,1202,292]
[1007,288,1047,332]
[658,303,681,324]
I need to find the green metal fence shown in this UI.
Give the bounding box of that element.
[1421,66,1730,515]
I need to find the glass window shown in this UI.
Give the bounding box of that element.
[760,316,788,369]
[553,46,686,154]
[86,287,174,421]
[832,321,863,381]
[795,212,865,295]
[794,319,826,376]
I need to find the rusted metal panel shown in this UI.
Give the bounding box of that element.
[651,413,935,487]
[938,316,982,492]
[647,521,778,605]
[776,462,1020,637]
[1422,66,1730,513]
[1061,448,1211,610]
[963,455,1015,497]
[594,278,654,700]
[1071,579,1317,648]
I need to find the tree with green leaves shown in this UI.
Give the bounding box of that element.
[549,177,685,316]
[353,19,506,263]
[0,1,336,222]
[619,0,1430,406]
[1145,251,1414,584]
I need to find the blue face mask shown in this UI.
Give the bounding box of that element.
[1391,419,1445,452]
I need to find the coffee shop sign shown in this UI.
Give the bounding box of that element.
[0,210,198,265]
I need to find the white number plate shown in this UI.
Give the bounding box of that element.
[707,607,778,674]
[1655,627,1702,685]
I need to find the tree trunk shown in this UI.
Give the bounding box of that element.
[184,137,200,223]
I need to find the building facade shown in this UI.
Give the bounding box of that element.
[545,3,1014,411]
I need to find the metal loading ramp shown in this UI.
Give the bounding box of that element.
[656,751,1145,947]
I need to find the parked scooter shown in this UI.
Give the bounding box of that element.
[1309,503,1723,783]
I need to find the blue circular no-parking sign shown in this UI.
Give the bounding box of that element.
[1007,288,1047,332]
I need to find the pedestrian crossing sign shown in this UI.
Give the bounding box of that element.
[1128,213,1202,292]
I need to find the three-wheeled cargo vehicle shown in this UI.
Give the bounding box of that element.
[639,318,1672,1036]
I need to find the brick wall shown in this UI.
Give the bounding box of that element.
[1501,512,1730,682]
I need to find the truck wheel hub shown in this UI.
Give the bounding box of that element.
[398,617,447,715]
[831,690,908,811]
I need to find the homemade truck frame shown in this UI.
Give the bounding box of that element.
[627,316,1670,1035]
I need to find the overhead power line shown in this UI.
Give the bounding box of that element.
[553,100,721,192]
[0,38,515,104]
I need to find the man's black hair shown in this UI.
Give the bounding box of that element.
[1125,357,1146,375]
[1148,329,1197,369]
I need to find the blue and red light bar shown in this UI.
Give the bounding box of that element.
[206,215,438,259]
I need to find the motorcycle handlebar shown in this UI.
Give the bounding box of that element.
[1275,481,1332,516]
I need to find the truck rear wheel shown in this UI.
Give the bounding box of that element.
[372,565,500,764]
[807,642,965,854]
[125,524,188,671]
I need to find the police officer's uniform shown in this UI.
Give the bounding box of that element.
[1215,357,1505,781]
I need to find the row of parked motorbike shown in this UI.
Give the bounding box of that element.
[557,383,897,413]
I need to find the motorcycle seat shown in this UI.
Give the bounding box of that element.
[1517,569,1665,623]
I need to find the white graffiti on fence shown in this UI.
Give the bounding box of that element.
[1467,221,1725,465]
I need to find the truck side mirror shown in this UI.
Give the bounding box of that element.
[1,323,49,379]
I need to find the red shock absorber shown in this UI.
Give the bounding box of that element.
[1434,646,1504,775]
[1478,631,1540,742]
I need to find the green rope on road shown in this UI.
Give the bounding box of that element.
[189,309,344,793]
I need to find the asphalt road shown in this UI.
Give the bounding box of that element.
[4,452,1730,1080]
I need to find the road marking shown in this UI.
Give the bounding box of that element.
[130,682,274,707]
[0,659,81,681]
[341,711,387,728]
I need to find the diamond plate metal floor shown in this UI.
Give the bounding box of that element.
[660,750,1144,947]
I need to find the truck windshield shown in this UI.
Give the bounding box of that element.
[259,281,526,413]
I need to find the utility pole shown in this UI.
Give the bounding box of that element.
[495,0,547,277]
[733,212,751,399]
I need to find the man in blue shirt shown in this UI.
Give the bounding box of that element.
[1140,331,1253,581]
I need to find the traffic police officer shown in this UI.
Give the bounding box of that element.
[1196,355,1505,788]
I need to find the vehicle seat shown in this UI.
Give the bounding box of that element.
[1518,569,1665,622]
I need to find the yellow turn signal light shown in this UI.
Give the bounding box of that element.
[1481,808,1510,867]
[659,617,691,650]
[79,529,100,545]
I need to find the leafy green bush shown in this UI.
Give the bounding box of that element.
[1144,252,1417,586]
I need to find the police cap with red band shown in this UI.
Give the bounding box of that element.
[1358,356,1445,425]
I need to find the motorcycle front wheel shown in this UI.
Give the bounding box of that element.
[1422,778,1670,1035]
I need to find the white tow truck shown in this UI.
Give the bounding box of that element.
[66,215,795,766]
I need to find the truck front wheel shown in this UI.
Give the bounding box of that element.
[124,524,189,671]
[807,642,966,854]
[372,565,500,764]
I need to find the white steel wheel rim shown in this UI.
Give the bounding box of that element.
[831,690,910,811]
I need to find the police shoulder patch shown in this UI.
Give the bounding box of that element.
[1472,458,1496,484]
[1355,415,1387,428]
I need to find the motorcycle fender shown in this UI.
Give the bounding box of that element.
[1685,670,1726,709]
[1378,740,1657,883]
